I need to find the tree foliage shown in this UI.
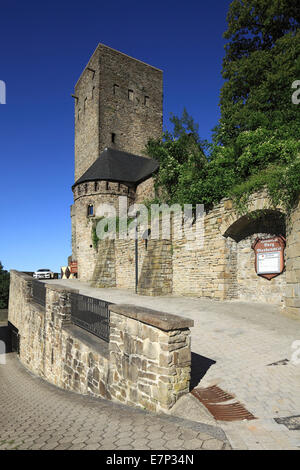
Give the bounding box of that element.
[0,262,10,309]
[215,0,300,145]
[147,1,300,214]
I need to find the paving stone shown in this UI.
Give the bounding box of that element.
[0,354,227,451]
[201,439,224,450]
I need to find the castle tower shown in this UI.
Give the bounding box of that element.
[71,44,163,280]
[74,43,163,181]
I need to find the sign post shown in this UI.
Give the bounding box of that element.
[252,236,286,280]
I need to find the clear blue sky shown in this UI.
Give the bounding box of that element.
[0,0,230,273]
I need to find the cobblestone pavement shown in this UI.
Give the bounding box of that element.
[0,354,229,451]
[51,280,300,450]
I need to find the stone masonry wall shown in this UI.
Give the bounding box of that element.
[72,188,300,314]
[97,44,163,159]
[91,240,116,288]
[8,271,194,412]
[73,181,134,281]
[74,47,100,181]
[109,305,192,411]
[172,207,229,300]
[172,197,288,304]
[106,192,294,307]
[236,234,286,305]
[137,239,173,296]
[135,177,156,204]
[284,197,300,319]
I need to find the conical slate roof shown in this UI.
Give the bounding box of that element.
[73,147,159,187]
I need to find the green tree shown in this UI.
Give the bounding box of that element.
[212,0,300,212]
[146,2,300,213]
[215,0,300,146]
[0,262,10,309]
[146,108,208,207]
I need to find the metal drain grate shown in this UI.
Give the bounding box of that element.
[275,415,300,430]
[191,385,256,422]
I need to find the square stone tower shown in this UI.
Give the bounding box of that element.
[73,43,163,181]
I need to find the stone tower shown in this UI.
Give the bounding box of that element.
[74,43,163,181]
[71,44,163,280]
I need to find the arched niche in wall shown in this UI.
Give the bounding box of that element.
[222,209,286,304]
[223,209,286,242]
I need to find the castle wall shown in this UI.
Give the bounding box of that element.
[235,234,286,305]
[284,197,300,319]
[89,192,293,311]
[172,206,229,300]
[135,177,156,204]
[172,197,288,305]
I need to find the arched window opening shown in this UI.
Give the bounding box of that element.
[87,204,94,217]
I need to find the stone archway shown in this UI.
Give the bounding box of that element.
[221,208,286,305]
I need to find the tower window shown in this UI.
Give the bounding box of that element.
[106,182,109,190]
[128,89,133,101]
[94,181,98,191]
[111,133,116,144]
[113,84,119,95]
[84,97,87,111]
[87,204,94,217]
[144,96,149,106]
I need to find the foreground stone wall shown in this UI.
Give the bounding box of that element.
[8,271,194,412]
[109,305,192,411]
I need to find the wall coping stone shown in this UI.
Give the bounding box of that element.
[63,324,109,359]
[45,283,79,294]
[109,304,194,331]
[11,270,33,281]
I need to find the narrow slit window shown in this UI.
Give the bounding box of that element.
[87,204,94,217]
[113,84,119,95]
[111,132,116,144]
[128,89,133,101]
[144,96,149,106]
[106,182,109,190]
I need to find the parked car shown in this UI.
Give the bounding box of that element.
[33,269,54,279]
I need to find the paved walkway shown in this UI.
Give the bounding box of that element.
[0,354,228,450]
[47,280,300,450]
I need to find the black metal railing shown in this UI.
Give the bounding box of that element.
[32,280,46,307]
[71,293,111,342]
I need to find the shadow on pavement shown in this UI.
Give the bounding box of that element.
[0,325,12,353]
[190,352,216,390]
